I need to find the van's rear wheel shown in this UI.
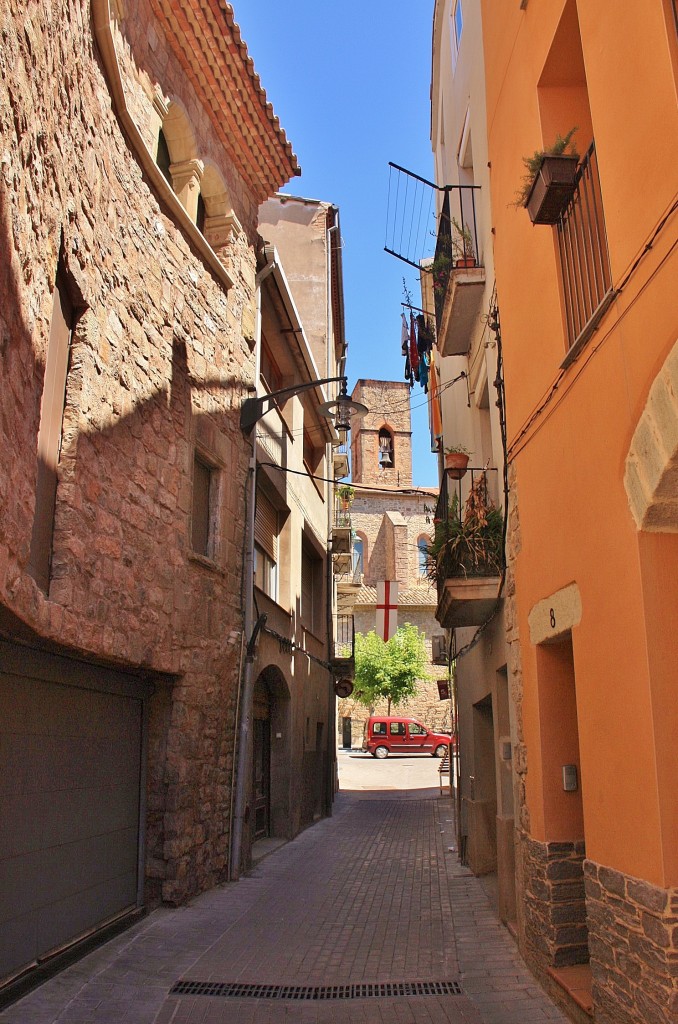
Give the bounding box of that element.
[374,745,389,759]
[434,744,448,758]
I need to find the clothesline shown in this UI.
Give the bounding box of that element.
[401,300,436,319]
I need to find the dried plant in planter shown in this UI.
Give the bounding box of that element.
[425,476,503,586]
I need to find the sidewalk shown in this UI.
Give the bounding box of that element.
[0,759,569,1023]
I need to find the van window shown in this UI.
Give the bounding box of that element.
[409,722,427,735]
[390,722,405,736]
[373,721,386,735]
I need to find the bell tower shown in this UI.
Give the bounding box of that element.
[350,380,413,488]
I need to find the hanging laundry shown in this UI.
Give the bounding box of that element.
[409,312,420,380]
[419,351,430,392]
[401,312,409,356]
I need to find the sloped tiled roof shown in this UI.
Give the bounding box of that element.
[353,584,437,608]
[149,0,300,202]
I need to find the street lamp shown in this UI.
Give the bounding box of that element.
[230,374,367,880]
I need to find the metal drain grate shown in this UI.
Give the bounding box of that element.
[170,979,463,1001]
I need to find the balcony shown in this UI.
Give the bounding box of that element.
[556,141,614,365]
[331,507,353,555]
[428,470,503,629]
[331,614,355,679]
[333,442,350,480]
[430,189,485,357]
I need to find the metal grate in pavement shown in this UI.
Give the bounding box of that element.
[170,979,463,1001]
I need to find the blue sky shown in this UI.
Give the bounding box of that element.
[234,1,438,487]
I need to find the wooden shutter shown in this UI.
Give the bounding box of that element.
[255,490,278,562]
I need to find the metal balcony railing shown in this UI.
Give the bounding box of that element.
[333,614,355,662]
[556,140,614,355]
[431,188,482,329]
[430,469,503,597]
[333,507,352,530]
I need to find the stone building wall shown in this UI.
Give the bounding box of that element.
[0,0,271,904]
[350,380,414,488]
[584,863,678,1024]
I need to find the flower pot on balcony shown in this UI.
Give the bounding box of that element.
[444,451,470,479]
[525,155,579,225]
[455,257,477,269]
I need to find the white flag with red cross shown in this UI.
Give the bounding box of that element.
[376,581,398,642]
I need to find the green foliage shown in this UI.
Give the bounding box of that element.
[425,478,504,586]
[451,217,475,260]
[514,127,579,206]
[337,484,355,503]
[353,623,429,713]
[444,443,472,456]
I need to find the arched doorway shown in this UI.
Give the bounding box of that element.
[252,675,271,840]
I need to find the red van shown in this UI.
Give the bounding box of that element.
[362,716,451,758]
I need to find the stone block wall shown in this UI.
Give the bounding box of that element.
[585,862,678,1024]
[521,836,589,970]
[0,0,261,905]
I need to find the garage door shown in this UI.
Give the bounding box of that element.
[0,641,149,984]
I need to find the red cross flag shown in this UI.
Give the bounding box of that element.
[376,581,398,642]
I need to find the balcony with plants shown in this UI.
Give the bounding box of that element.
[428,189,485,357]
[426,468,504,629]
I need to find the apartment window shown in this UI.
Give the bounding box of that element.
[191,452,218,558]
[303,427,323,477]
[260,339,282,393]
[28,268,75,592]
[452,0,463,53]
[301,541,323,634]
[254,489,279,599]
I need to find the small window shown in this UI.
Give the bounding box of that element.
[260,340,282,393]
[156,129,172,185]
[409,722,427,736]
[378,428,394,469]
[196,192,206,234]
[452,0,463,53]
[373,721,386,735]
[191,452,217,558]
[353,536,364,575]
[303,427,323,476]
[390,721,405,736]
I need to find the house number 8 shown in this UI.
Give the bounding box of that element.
[549,608,556,628]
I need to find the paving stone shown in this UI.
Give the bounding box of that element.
[0,787,569,1024]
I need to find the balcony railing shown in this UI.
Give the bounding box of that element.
[431,470,504,629]
[430,470,503,593]
[333,614,356,663]
[431,189,482,328]
[556,140,614,359]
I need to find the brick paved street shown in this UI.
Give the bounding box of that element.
[0,754,569,1024]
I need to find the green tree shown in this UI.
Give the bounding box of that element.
[353,623,429,715]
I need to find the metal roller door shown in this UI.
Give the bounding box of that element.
[0,641,149,985]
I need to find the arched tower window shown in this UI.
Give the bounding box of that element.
[417,535,430,578]
[378,428,394,469]
[156,129,172,185]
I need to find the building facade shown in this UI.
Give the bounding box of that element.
[337,380,450,749]
[426,0,515,924]
[479,2,677,1022]
[0,0,305,995]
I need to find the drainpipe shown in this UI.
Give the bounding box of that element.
[325,215,344,812]
[230,254,276,881]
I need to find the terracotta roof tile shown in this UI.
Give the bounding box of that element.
[353,584,437,608]
[149,0,300,202]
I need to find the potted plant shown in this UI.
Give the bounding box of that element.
[515,128,579,225]
[337,484,355,509]
[451,217,476,268]
[443,444,471,479]
[424,480,503,587]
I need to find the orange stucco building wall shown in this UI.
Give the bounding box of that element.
[481,0,677,1018]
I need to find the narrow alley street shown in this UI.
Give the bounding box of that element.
[1,755,569,1024]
